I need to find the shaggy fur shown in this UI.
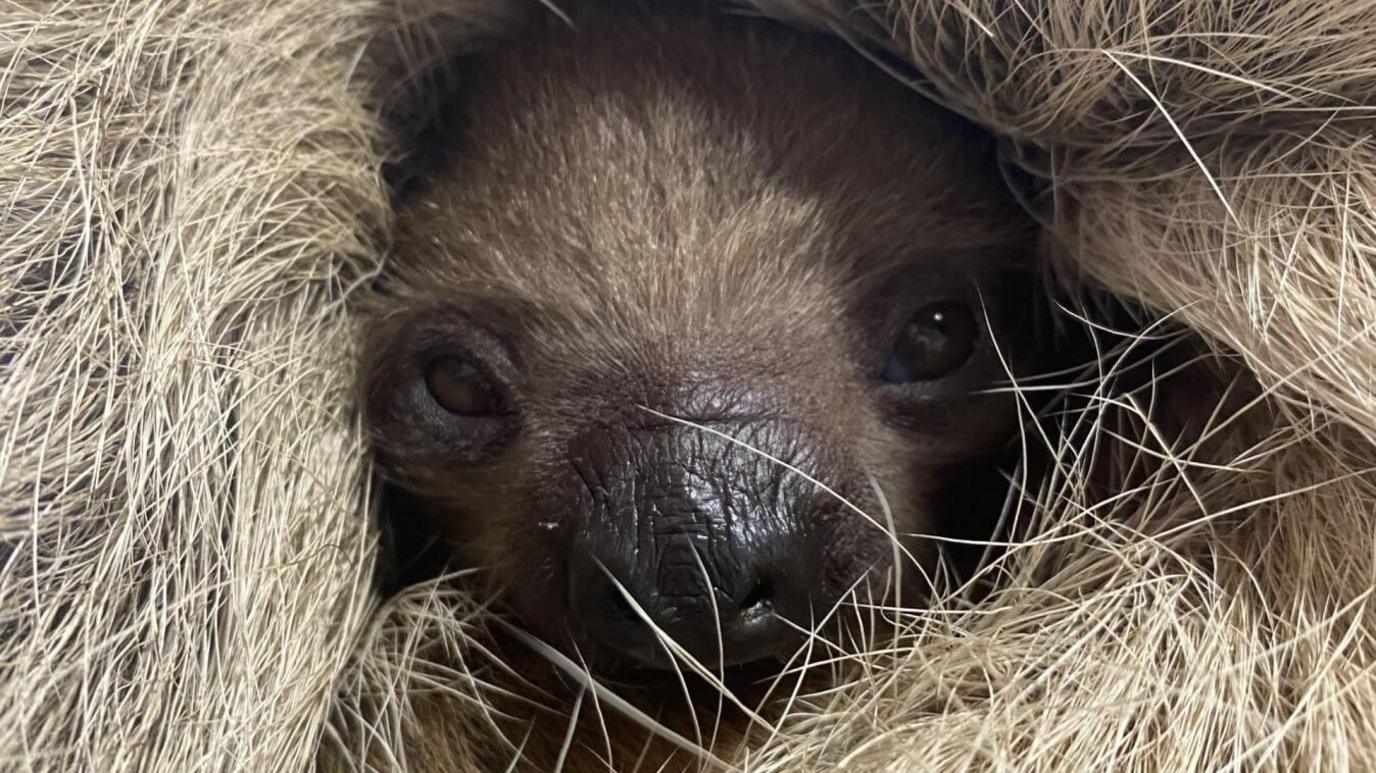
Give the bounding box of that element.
[3,0,1376,771]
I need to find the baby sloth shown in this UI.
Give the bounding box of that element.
[363,2,1043,672]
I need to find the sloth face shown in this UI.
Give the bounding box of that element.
[364,270,1038,669]
[361,5,1044,671]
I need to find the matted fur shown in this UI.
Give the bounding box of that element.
[3,1,1375,771]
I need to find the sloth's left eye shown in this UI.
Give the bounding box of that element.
[881,302,977,383]
[425,356,506,416]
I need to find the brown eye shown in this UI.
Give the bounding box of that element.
[881,302,977,383]
[424,356,505,416]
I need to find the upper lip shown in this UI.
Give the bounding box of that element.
[582,608,799,671]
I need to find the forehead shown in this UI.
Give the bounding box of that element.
[387,7,1032,346]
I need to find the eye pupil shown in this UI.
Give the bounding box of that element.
[425,357,503,416]
[882,302,976,383]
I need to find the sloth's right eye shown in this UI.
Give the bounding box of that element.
[881,302,977,383]
[424,356,505,416]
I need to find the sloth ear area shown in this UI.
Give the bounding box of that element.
[360,311,521,470]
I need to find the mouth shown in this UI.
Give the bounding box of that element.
[560,573,806,672]
[540,558,912,677]
[587,613,802,673]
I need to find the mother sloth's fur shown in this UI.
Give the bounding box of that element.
[4,0,1376,772]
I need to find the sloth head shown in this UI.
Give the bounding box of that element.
[362,4,1045,671]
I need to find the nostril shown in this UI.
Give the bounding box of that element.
[737,578,774,620]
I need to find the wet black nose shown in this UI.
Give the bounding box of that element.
[568,537,813,668]
[558,413,884,670]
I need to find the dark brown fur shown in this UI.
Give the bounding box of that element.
[362,0,1042,698]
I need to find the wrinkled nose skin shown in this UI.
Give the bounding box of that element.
[562,419,872,669]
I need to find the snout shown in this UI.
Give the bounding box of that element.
[560,417,885,669]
